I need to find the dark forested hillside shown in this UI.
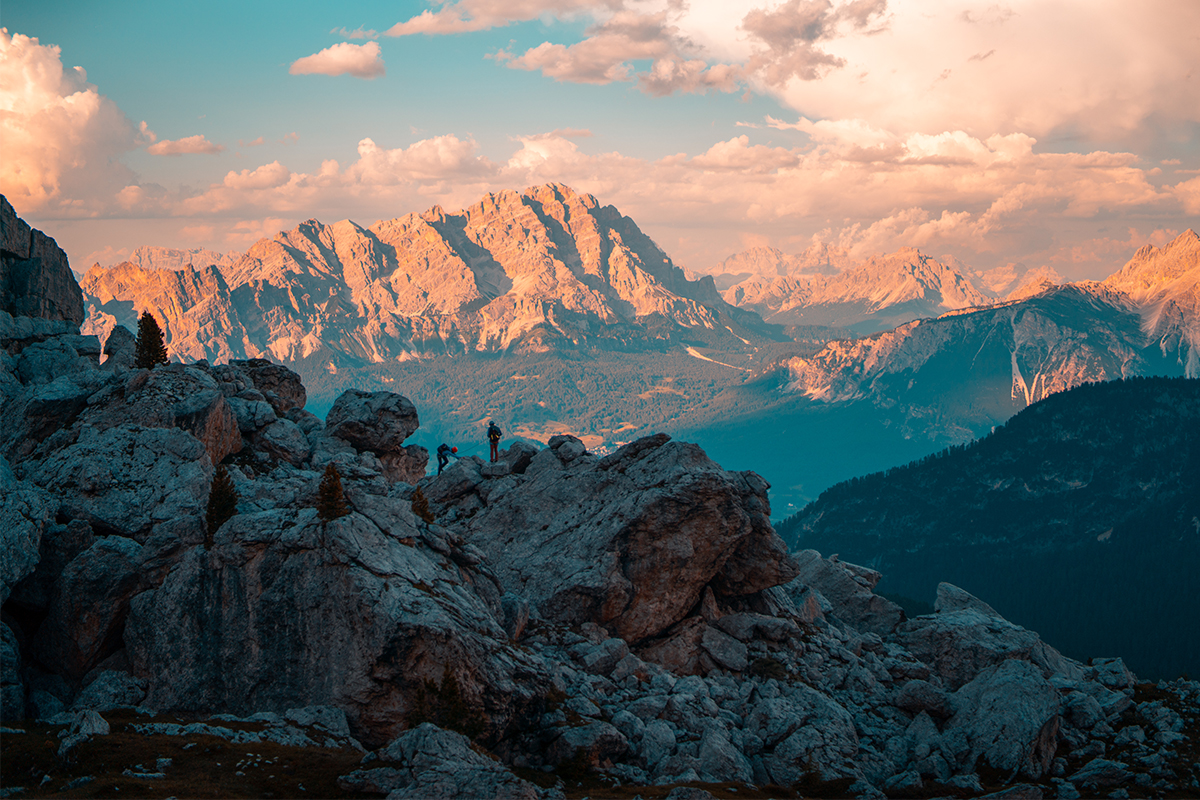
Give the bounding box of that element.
[778,376,1200,680]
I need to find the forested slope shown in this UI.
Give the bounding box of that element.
[778,376,1200,679]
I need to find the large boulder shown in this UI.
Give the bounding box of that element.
[339,724,541,799]
[942,659,1061,779]
[326,390,420,453]
[463,433,798,644]
[897,583,1082,690]
[787,550,905,635]
[1,195,85,325]
[124,505,546,746]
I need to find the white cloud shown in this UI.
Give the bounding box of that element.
[147,134,224,155]
[223,162,291,190]
[289,41,385,79]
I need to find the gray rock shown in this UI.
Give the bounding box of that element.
[102,325,135,371]
[787,550,904,635]
[285,705,351,736]
[227,396,277,433]
[32,536,142,680]
[124,507,545,746]
[714,612,800,643]
[355,723,540,799]
[1,197,85,325]
[641,719,677,768]
[228,359,306,415]
[1068,758,1132,788]
[379,444,429,484]
[27,424,211,537]
[466,434,797,645]
[0,456,48,605]
[72,670,147,712]
[578,638,630,676]
[1064,690,1104,730]
[548,721,629,767]
[895,679,952,719]
[1,623,22,721]
[700,625,747,672]
[326,390,420,454]
[899,583,1081,690]
[945,659,1061,779]
[254,418,311,466]
[697,723,753,783]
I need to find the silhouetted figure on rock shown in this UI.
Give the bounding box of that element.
[487,421,502,463]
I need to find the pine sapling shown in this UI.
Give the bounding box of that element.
[205,464,238,548]
[317,462,350,521]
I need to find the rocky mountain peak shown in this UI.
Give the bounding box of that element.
[80,184,770,363]
[1103,228,1200,302]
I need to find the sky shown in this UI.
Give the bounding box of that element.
[1,0,1198,281]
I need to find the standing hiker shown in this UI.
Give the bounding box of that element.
[486,420,502,463]
[436,443,458,475]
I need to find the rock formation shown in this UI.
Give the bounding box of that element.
[3,199,1198,799]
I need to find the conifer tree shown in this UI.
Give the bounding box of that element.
[411,486,434,523]
[205,464,238,548]
[134,310,169,369]
[317,463,350,521]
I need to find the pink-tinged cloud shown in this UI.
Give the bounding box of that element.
[0,29,141,214]
[385,0,602,36]
[223,162,291,190]
[289,41,385,79]
[147,134,224,155]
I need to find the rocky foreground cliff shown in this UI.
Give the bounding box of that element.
[3,205,1200,799]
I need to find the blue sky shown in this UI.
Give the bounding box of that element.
[2,0,1197,280]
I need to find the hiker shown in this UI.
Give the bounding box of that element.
[436,443,458,475]
[486,420,502,463]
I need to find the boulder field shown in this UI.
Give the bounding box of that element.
[2,202,1198,798]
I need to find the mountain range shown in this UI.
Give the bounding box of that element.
[81,184,777,365]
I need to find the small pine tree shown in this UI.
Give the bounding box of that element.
[205,464,238,548]
[134,311,169,369]
[317,463,350,521]
[411,486,434,523]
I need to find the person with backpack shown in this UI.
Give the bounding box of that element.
[436,443,458,475]
[486,420,502,463]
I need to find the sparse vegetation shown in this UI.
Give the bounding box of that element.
[205,464,238,547]
[411,486,434,523]
[407,664,484,740]
[133,310,169,369]
[317,463,350,521]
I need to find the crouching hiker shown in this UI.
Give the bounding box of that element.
[436,443,459,475]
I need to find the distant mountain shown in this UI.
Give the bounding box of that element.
[724,248,991,335]
[80,184,779,364]
[708,242,852,289]
[775,231,1200,441]
[117,245,238,273]
[776,376,1200,680]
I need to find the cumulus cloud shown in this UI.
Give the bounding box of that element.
[0,28,141,215]
[289,41,385,79]
[223,162,291,190]
[147,134,224,155]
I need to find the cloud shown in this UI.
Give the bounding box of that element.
[0,28,142,215]
[147,134,224,155]
[223,162,291,190]
[289,41,385,79]
[385,0,601,36]
[240,136,265,147]
[331,26,378,40]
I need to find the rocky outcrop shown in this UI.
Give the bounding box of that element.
[789,549,904,635]
[449,433,797,646]
[1,195,84,325]
[124,502,546,746]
